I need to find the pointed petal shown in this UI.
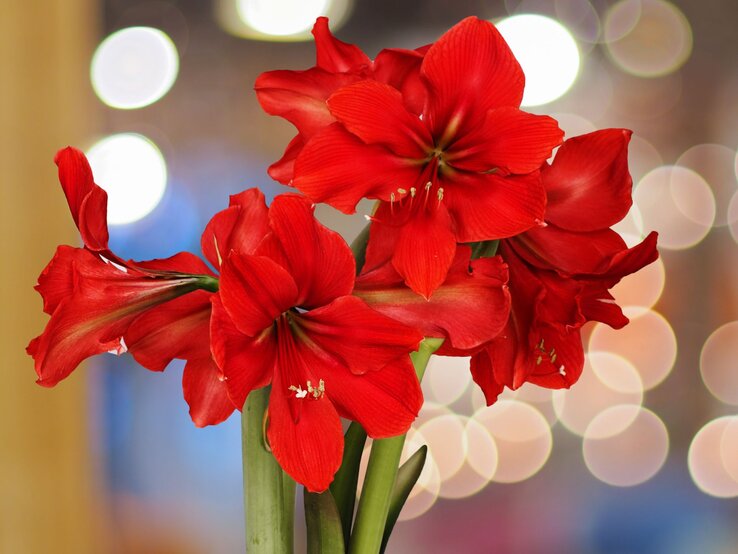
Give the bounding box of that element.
[261,194,356,308]
[210,295,275,408]
[125,291,212,371]
[255,67,360,138]
[301,343,422,439]
[544,129,633,231]
[372,47,427,115]
[55,146,109,251]
[362,202,400,272]
[421,17,524,136]
[470,349,505,406]
[445,171,546,242]
[297,295,423,375]
[201,188,269,270]
[267,380,344,493]
[293,123,420,213]
[219,253,299,336]
[327,80,431,158]
[447,108,563,175]
[355,248,511,350]
[312,17,370,72]
[183,357,237,427]
[268,134,304,185]
[392,204,457,299]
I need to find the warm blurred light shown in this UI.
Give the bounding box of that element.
[634,165,715,250]
[612,214,646,248]
[86,133,168,225]
[550,112,596,139]
[91,27,179,110]
[496,14,580,106]
[217,0,352,41]
[688,417,738,498]
[589,309,677,390]
[627,134,663,182]
[610,255,665,317]
[554,0,601,45]
[439,417,498,499]
[729,192,738,244]
[720,418,738,484]
[553,352,643,436]
[604,0,692,77]
[397,429,442,521]
[583,406,669,486]
[700,322,738,405]
[417,415,467,482]
[424,356,472,406]
[500,383,558,424]
[676,144,738,227]
[474,400,552,483]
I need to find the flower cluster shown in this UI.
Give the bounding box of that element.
[29,16,657,492]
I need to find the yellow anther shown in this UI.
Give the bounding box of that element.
[437,187,444,201]
[425,181,432,191]
[410,187,417,197]
[397,188,407,194]
[536,355,543,366]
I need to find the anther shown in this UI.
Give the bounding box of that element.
[425,181,432,191]
[437,187,444,202]
[397,188,407,194]
[410,187,417,197]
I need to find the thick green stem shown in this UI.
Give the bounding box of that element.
[349,338,443,554]
[330,422,368,545]
[242,387,295,553]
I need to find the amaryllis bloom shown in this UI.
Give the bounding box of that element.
[290,16,564,299]
[468,130,659,404]
[211,194,424,491]
[256,17,429,183]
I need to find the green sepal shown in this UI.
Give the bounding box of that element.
[304,489,346,554]
[380,445,428,553]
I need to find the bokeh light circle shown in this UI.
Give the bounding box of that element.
[634,165,715,250]
[589,309,677,390]
[553,352,643,436]
[417,415,467,482]
[496,14,580,106]
[86,133,168,225]
[237,0,329,37]
[91,27,179,109]
[720,418,738,484]
[604,0,692,77]
[688,417,738,498]
[438,417,498,499]
[700,322,738,405]
[583,406,669,486]
[729,191,738,244]
[424,356,472,406]
[473,400,552,483]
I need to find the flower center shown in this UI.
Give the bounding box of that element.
[533,338,565,374]
[288,379,325,400]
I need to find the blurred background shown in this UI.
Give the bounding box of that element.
[2,0,738,552]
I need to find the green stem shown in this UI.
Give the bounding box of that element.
[242,387,295,553]
[349,338,443,554]
[330,422,368,545]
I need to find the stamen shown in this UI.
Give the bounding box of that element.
[437,187,444,203]
[306,379,326,399]
[288,385,308,399]
[397,188,407,194]
[410,187,417,198]
[536,355,543,365]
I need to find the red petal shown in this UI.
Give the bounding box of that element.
[255,67,361,138]
[219,254,299,336]
[210,295,275,409]
[293,123,420,213]
[470,349,505,406]
[392,203,457,299]
[362,203,400,272]
[372,47,427,115]
[183,357,237,427]
[34,245,87,315]
[444,171,546,242]
[126,291,212,371]
[297,295,423,375]
[355,248,511,350]
[421,17,524,137]
[55,147,109,251]
[327,81,431,158]
[200,188,269,271]
[268,134,304,185]
[543,129,633,231]
[525,325,585,390]
[447,108,563,175]
[299,343,422,439]
[261,194,355,308]
[312,17,370,72]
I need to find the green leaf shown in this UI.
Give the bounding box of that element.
[305,489,346,554]
[330,422,368,545]
[380,445,428,554]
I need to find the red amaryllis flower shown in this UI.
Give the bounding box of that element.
[28,148,219,391]
[124,188,271,426]
[468,130,659,404]
[211,194,423,492]
[291,16,563,298]
[256,16,428,183]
